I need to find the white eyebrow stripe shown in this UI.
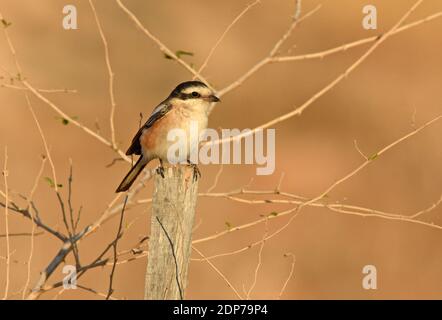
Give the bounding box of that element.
[181,87,211,95]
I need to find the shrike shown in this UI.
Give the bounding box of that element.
[116,81,220,193]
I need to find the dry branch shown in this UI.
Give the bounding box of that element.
[115,0,211,89]
[0,0,441,300]
[89,0,118,149]
[2,147,10,300]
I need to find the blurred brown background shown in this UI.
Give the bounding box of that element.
[0,0,441,299]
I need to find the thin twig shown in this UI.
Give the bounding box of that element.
[211,0,427,146]
[2,147,10,300]
[196,0,261,75]
[192,246,243,300]
[204,115,442,263]
[89,0,118,149]
[218,4,322,97]
[410,194,442,219]
[0,199,67,241]
[353,140,368,160]
[78,285,119,300]
[106,195,128,300]
[246,219,268,299]
[65,161,81,267]
[293,0,302,21]
[115,0,211,89]
[156,216,183,300]
[218,9,442,97]
[236,115,442,259]
[269,1,313,57]
[303,115,442,211]
[56,189,81,268]
[0,232,43,238]
[140,186,442,246]
[26,227,89,300]
[193,114,442,249]
[0,83,77,93]
[25,94,59,192]
[22,157,46,299]
[278,253,295,299]
[0,11,22,73]
[207,164,224,192]
[22,80,130,162]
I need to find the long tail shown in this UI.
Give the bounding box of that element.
[116,157,148,193]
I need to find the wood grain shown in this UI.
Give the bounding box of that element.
[144,165,198,299]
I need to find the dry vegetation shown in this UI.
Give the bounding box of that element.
[1,0,442,299]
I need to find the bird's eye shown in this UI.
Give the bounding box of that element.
[191,91,200,98]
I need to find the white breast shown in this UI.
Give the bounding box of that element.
[145,103,209,163]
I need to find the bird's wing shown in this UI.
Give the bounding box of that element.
[125,101,172,156]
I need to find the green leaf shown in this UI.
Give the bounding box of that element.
[164,50,194,60]
[44,177,62,188]
[175,50,194,58]
[55,115,78,125]
[44,177,54,187]
[1,19,12,28]
[225,221,232,230]
[368,153,378,161]
[163,53,173,60]
[270,211,278,217]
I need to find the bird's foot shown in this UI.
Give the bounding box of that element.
[156,164,165,178]
[187,161,201,182]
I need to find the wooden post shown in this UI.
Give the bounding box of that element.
[144,165,198,299]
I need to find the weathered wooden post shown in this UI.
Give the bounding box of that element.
[144,165,198,299]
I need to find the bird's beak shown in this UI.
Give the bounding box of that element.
[208,94,220,102]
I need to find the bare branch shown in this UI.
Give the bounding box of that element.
[206,164,224,193]
[115,0,212,89]
[269,1,315,57]
[293,0,302,21]
[192,246,243,300]
[246,219,268,299]
[2,147,10,300]
[23,156,46,299]
[278,253,295,299]
[78,285,119,300]
[89,0,118,149]
[0,232,43,238]
[197,0,261,75]
[193,114,442,247]
[410,194,442,219]
[218,4,322,97]
[26,95,59,192]
[0,200,67,242]
[305,115,442,211]
[22,80,130,162]
[26,227,89,300]
[106,195,128,300]
[218,10,442,97]
[212,0,427,146]
[1,83,77,93]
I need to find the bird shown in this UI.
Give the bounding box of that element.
[115,80,220,193]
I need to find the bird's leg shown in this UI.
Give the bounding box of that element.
[187,160,201,182]
[156,159,165,178]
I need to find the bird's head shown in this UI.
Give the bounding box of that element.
[168,81,220,112]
